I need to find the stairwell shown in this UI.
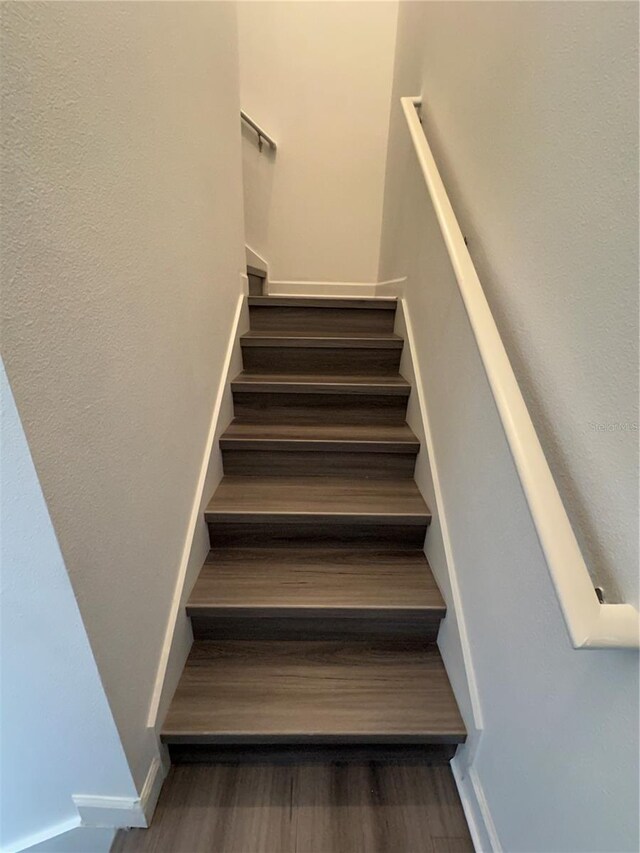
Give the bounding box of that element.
[161,295,465,762]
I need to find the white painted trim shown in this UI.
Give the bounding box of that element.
[71,750,164,831]
[4,816,82,853]
[146,289,247,728]
[375,277,407,296]
[245,244,268,277]
[5,750,165,849]
[72,795,145,830]
[138,755,165,825]
[402,95,639,649]
[451,755,502,853]
[267,280,378,297]
[398,296,484,739]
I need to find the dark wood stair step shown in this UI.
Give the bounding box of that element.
[241,331,403,348]
[205,476,430,524]
[241,344,401,376]
[220,421,419,478]
[206,477,430,548]
[248,296,397,310]
[231,372,411,395]
[190,548,443,607]
[166,743,458,764]
[240,333,404,377]
[247,265,266,296]
[231,373,411,426]
[161,640,466,747]
[187,548,445,640]
[220,421,419,452]
[249,298,397,335]
[209,522,428,549]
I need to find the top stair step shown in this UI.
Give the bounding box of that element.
[248,296,397,309]
[249,296,397,335]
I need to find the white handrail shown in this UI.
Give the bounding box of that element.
[402,95,639,649]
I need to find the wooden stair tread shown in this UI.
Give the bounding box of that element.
[248,296,397,310]
[241,331,403,349]
[205,476,430,523]
[164,289,465,764]
[161,641,465,743]
[188,549,444,612]
[220,421,419,452]
[231,372,411,395]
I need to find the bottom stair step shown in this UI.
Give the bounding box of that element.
[161,641,466,749]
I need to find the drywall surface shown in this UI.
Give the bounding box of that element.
[380,0,639,604]
[148,293,249,733]
[1,0,246,792]
[25,827,114,853]
[0,364,136,853]
[238,1,398,284]
[378,3,639,851]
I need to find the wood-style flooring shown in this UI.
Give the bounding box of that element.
[112,763,474,853]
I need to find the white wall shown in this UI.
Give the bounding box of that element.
[238,0,398,285]
[379,3,639,851]
[381,0,639,604]
[0,364,134,853]
[0,0,246,802]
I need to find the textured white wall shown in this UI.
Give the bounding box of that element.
[378,3,639,851]
[380,0,639,604]
[1,364,134,853]
[0,0,246,793]
[239,1,398,284]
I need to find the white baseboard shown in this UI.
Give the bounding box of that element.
[451,757,502,852]
[6,750,166,850]
[245,245,268,277]
[398,292,494,844]
[6,756,164,850]
[375,277,407,297]
[72,795,144,830]
[146,287,247,729]
[261,276,410,298]
[397,295,483,736]
[138,754,166,825]
[72,755,165,830]
[267,280,378,297]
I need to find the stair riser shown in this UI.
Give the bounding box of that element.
[167,743,457,765]
[208,521,428,549]
[189,613,441,642]
[221,449,417,478]
[247,273,265,296]
[249,305,395,335]
[232,392,409,425]
[241,346,401,375]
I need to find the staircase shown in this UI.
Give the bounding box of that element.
[161,295,465,763]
